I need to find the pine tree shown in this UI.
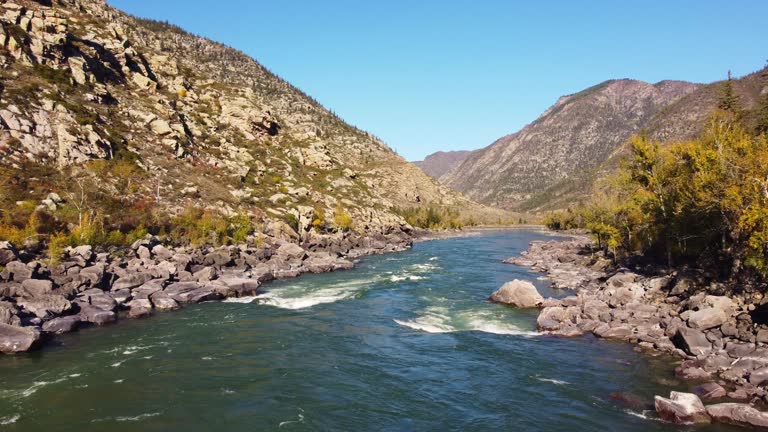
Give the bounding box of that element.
[717,70,742,113]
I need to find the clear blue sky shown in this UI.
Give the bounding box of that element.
[109,0,767,161]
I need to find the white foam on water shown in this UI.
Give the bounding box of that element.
[0,415,20,425]
[113,379,124,384]
[201,357,214,361]
[535,377,570,385]
[428,257,439,261]
[222,296,259,304]
[68,373,82,378]
[257,277,378,310]
[278,409,305,428]
[222,389,236,395]
[394,307,455,333]
[116,412,161,422]
[624,409,661,421]
[410,263,440,273]
[465,318,535,336]
[396,307,537,336]
[18,377,68,398]
[389,274,427,282]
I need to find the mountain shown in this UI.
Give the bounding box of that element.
[440,79,701,211]
[413,150,471,179]
[0,0,506,238]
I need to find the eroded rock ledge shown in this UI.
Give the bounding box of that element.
[0,230,412,354]
[506,237,768,428]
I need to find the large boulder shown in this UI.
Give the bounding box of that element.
[42,315,81,334]
[489,280,544,308]
[20,278,54,296]
[76,289,118,312]
[0,242,18,266]
[0,324,42,353]
[275,243,307,263]
[77,304,116,326]
[112,273,155,291]
[304,253,354,273]
[654,392,710,424]
[0,302,21,326]
[126,299,152,319]
[164,281,201,303]
[692,383,726,400]
[672,327,712,356]
[537,306,567,331]
[688,307,727,330]
[706,403,768,428]
[149,291,180,311]
[216,277,260,297]
[16,294,72,319]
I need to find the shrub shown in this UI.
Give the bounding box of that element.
[46,232,72,265]
[333,205,353,232]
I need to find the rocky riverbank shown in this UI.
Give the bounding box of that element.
[501,236,768,428]
[0,228,413,354]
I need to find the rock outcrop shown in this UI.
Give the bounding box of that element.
[509,236,768,412]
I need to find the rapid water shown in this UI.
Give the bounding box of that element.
[0,230,740,431]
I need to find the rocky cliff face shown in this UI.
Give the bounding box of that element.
[413,150,471,179]
[0,0,501,235]
[440,79,700,211]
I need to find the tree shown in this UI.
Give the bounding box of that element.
[717,71,742,114]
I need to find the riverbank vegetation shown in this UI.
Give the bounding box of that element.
[546,83,768,277]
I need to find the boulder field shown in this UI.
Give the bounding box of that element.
[498,236,768,429]
[0,230,412,354]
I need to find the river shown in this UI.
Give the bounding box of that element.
[0,230,739,431]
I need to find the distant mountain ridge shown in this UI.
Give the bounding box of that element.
[440,79,701,210]
[413,150,471,179]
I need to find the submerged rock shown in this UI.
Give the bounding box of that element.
[489,280,544,308]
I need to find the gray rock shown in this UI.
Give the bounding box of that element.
[3,261,35,282]
[0,323,42,353]
[193,266,217,282]
[706,403,768,429]
[77,304,116,326]
[537,306,567,331]
[275,243,307,262]
[688,307,727,330]
[489,279,544,308]
[217,277,260,297]
[16,294,71,319]
[0,242,17,265]
[654,392,710,424]
[80,264,105,286]
[20,278,53,296]
[112,273,155,291]
[70,245,94,262]
[77,290,117,312]
[126,299,152,319]
[109,288,132,305]
[692,383,726,400]
[132,281,164,299]
[672,327,712,356]
[151,245,173,260]
[0,302,21,326]
[42,316,81,334]
[749,367,768,386]
[149,291,180,311]
[164,281,200,302]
